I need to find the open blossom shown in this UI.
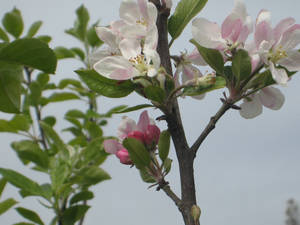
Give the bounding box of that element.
[239,86,285,119]
[93,0,160,80]
[103,111,160,164]
[254,10,300,85]
[174,49,207,100]
[161,0,172,9]
[192,0,252,51]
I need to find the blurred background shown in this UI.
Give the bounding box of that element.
[0,0,300,224]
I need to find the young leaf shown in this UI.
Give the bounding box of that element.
[69,191,94,205]
[54,47,76,60]
[0,38,57,74]
[232,49,252,83]
[46,92,80,103]
[0,27,9,42]
[144,86,166,103]
[0,178,7,198]
[0,61,22,113]
[168,0,208,45]
[190,39,224,74]
[61,205,90,225]
[123,138,151,169]
[114,104,154,114]
[0,198,18,215]
[36,35,52,44]
[26,21,43,38]
[0,168,48,199]
[139,169,156,183]
[87,23,103,47]
[163,158,172,175]
[13,223,35,225]
[76,69,135,98]
[15,207,44,225]
[50,160,69,192]
[70,48,85,61]
[77,166,111,187]
[2,8,24,38]
[158,130,170,162]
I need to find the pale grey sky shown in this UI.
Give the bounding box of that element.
[0,0,300,225]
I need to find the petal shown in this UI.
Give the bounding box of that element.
[279,24,300,50]
[239,95,263,119]
[89,49,113,67]
[137,111,150,133]
[137,0,148,21]
[273,17,295,43]
[119,24,147,38]
[269,62,289,86]
[146,2,158,26]
[182,65,201,84]
[278,50,300,71]
[144,26,158,50]
[258,40,273,64]
[93,56,135,80]
[118,116,138,139]
[103,139,123,154]
[144,48,161,72]
[111,20,127,37]
[256,10,271,25]
[192,18,226,49]
[191,94,205,100]
[258,86,285,110]
[255,21,272,48]
[119,0,140,24]
[187,48,207,66]
[95,27,118,50]
[174,65,183,87]
[119,39,141,60]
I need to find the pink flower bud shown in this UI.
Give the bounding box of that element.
[127,130,145,143]
[144,125,161,145]
[116,148,132,165]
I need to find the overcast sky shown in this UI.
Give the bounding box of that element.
[1,0,300,225]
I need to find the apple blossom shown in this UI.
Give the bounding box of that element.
[161,0,172,9]
[239,86,285,118]
[254,10,300,85]
[192,0,252,52]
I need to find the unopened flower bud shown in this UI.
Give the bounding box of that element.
[127,130,145,143]
[144,125,161,145]
[116,148,132,165]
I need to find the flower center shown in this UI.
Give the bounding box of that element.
[269,46,287,63]
[136,18,147,26]
[129,54,148,74]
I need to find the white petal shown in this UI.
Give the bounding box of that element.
[103,139,123,154]
[258,87,285,110]
[93,56,134,80]
[118,116,138,139]
[273,17,295,43]
[119,0,140,24]
[239,95,263,119]
[278,50,300,71]
[146,2,158,26]
[256,10,271,25]
[89,49,113,66]
[279,25,300,50]
[258,40,272,64]
[119,39,141,60]
[269,62,289,86]
[182,64,201,84]
[144,26,158,50]
[192,18,226,49]
[187,48,207,66]
[95,27,118,50]
[119,24,147,38]
[144,48,161,72]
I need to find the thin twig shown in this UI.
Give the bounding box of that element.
[161,184,183,209]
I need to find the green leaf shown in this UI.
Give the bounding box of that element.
[43,116,56,127]
[26,21,43,38]
[0,27,9,42]
[54,47,75,60]
[37,73,50,88]
[65,109,86,119]
[123,138,151,169]
[0,178,7,198]
[76,69,135,98]
[0,115,30,133]
[47,92,80,103]
[113,104,154,114]
[0,198,18,215]
[158,130,170,162]
[16,207,44,225]
[36,35,52,44]
[70,191,94,205]
[86,122,103,139]
[70,48,85,61]
[0,38,57,73]
[0,61,22,113]
[87,23,103,47]
[50,160,69,192]
[163,158,172,175]
[77,166,110,187]
[183,76,226,96]
[144,86,166,103]
[11,140,49,169]
[40,122,69,157]
[0,168,48,199]
[190,39,224,74]
[232,49,252,83]
[66,5,89,41]
[29,81,42,106]
[61,205,90,225]
[13,223,35,225]
[2,8,24,38]
[139,169,156,183]
[168,0,208,44]
[80,138,108,167]
[58,79,83,89]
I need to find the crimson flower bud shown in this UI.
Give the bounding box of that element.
[144,125,161,145]
[127,130,145,143]
[116,148,132,165]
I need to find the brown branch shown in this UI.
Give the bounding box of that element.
[190,101,232,157]
[161,184,183,209]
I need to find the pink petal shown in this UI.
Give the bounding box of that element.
[259,87,285,110]
[103,139,123,154]
[137,111,150,133]
[187,48,206,66]
[273,17,295,43]
[255,21,272,48]
[116,148,132,165]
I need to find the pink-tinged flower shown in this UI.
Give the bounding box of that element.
[93,27,160,80]
[239,86,285,119]
[254,10,300,85]
[116,148,132,164]
[114,0,158,39]
[174,49,207,100]
[103,139,133,165]
[192,0,252,50]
